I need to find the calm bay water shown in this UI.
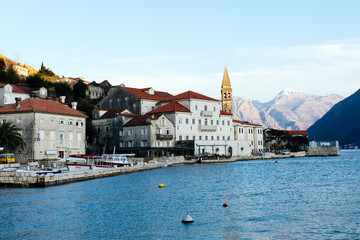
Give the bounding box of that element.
[1,150,360,239]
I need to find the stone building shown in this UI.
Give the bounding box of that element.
[0,98,87,163]
[98,86,173,114]
[233,119,264,153]
[12,65,29,77]
[221,66,233,114]
[0,83,30,106]
[121,113,175,157]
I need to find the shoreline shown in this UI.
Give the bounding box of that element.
[0,152,322,188]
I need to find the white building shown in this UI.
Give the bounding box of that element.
[0,83,30,106]
[233,119,264,153]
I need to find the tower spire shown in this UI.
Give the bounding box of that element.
[221,66,233,114]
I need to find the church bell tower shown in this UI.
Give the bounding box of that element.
[221,66,233,114]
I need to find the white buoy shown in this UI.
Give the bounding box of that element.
[181,214,194,223]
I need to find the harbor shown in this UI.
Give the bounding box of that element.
[0,152,307,188]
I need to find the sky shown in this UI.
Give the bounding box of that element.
[1,0,360,102]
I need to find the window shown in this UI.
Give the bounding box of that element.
[195,105,198,110]
[199,136,202,140]
[211,120,213,125]
[160,118,166,126]
[192,119,195,124]
[2,119,6,123]
[60,120,65,125]
[166,141,171,147]
[222,120,224,125]
[119,141,124,147]
[141,140,147,147]
[119,130,124,136]
[228,93,231,98]
[205,118,208,125]
[77,133,81,141]
[128,141,133,147]
[105,126,109,132]
[222,136,225,140]
[224,93,226,99]
[17,118,22,123]
[193,136,196,140]
[227,136,230,140]
[185,118,189,124]
[251,141,253,145]
[198,119,201,125]
[186,136,189,140]
[50,131,55,140]
[228,121,230,125]
[205,136,208,140]
[217,120,219,125]
[204,105,207,111]
[39,130,45,140]
[59,133,64,145]
[217,136,219,140]
[213,107,216,111]
[179,118,182,124]
[69,132,73,141]
[141,129,148,135]
[179,136,182,141]
[211,136,214,140]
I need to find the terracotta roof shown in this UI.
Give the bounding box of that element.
[100,109,127,119]
[147,102,191,114]
[284,130,308,135]
[123,113,162,127]
[233,119,262,127]
[0,98,87,117]
[169,90,219,102]
[220,110,232,116]
[121,86,173,101]
[0,83,29,94]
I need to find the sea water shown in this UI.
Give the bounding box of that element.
[1,150,359,239]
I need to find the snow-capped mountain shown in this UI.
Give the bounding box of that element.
[233,89,344,130]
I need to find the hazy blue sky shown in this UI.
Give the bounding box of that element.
[2,0,359,101]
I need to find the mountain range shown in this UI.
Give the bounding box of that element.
[233,89,344,130]
[307,89,360,146]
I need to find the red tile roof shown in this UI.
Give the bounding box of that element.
[123,113,163,126]
[284,130,308,135]
[0,98,87,117]
[147,102,191,114]
[220,110,232,115]
[169,90,219,102]
[121,86,173,101]
[100,109,127,119]
[0,83,29,94]
[233,119,262,126]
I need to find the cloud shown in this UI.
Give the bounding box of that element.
[232,40,360,101]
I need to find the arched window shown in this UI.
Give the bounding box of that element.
[224,93,226,99]
[205,118,208,125]
[204,105,207,111]
[228,93,231,98]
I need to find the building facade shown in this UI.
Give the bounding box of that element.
[0,98,87,163]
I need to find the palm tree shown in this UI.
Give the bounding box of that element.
[0,122,26,151]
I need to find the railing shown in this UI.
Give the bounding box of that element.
[156,134,173,140]
[200,110,213,117]
[198,125,217,131]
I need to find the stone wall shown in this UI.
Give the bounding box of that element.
[307,147,340,156]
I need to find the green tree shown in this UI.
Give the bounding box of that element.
[38,62,55,77]
[73,80,88,100]
[26,74,52,88]
[0,122,26,151]
[5,67,22,84]
[0,58,6,81]
[0,58,5,72]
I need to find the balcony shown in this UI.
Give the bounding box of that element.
[198,125,217,132]
[156,134,173,140]
[200,110,213,117]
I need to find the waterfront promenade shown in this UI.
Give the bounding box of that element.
[0,152,306,187]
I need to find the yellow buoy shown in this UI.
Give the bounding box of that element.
[158,184,165,188]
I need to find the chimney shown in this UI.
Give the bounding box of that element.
[60,96,66,103]
[15,98,21,109]
[71,102,77,110]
